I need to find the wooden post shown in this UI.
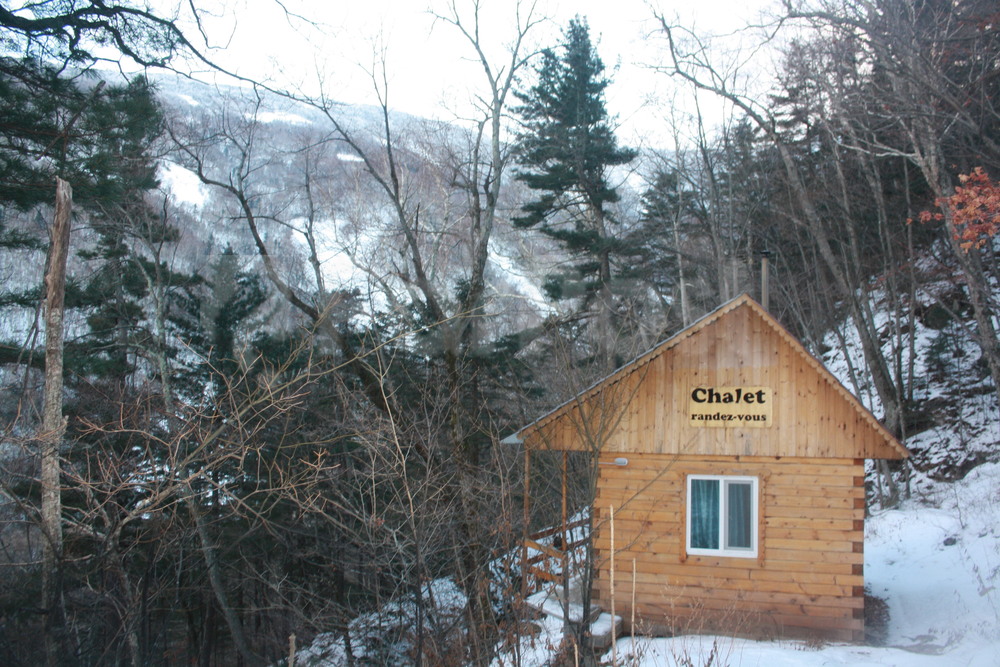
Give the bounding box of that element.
[560,451,568,575]
[42,177,72,667]
[761,251,770,311]
[560,451,570,637]
[521,447,530,599]
[609,504,616,665]
[631,558,636,636]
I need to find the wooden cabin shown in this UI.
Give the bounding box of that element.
[512,295,908,642]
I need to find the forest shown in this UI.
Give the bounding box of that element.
[0,0,998,665]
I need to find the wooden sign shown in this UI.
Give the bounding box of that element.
[689,386,772,427]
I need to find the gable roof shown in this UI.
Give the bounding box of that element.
[512,294,909,459]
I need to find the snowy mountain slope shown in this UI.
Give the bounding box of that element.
[819,278,1000,481]
[150,72,560,329]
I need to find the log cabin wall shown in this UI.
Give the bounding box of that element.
[591,453,866,642]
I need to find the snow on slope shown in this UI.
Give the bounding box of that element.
[289,578,468,665]
[158,161,208,209]
[819,287,1000,478]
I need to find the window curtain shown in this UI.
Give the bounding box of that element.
[726,481,753,549]
[690,479,719,549]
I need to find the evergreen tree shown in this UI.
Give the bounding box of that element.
[630,168,698,322]
[67,76,174,382]
[0,71,182,376]
[168,246,268,404]
[513,16,637,361]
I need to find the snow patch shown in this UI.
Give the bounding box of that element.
[252,110,311,125]
[490,247,553,313]
[158,161,208,209]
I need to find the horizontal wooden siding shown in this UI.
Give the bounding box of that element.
[591,453,866,642]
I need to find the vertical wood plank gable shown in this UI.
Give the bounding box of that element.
[523,301,905,459]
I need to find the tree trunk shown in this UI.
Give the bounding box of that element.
[187,493,262,667]
[41,177,72,667]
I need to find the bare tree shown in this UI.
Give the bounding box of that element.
[167,2,546,663]
[651,16,907,435]
[778,0,1000,413]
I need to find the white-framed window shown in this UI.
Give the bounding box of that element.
[686,475,759,558]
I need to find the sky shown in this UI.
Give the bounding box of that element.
[182,0,780,147]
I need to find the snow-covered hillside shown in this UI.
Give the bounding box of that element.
[149,71,559,328]
[820,284,1000,482]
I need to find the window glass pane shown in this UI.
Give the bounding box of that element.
[726,481,753,550]
[690,479,719,549]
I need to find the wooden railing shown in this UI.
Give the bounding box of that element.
[522,518,589,590]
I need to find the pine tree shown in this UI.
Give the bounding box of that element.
[0,71,180,375]
[630,168,694,320]
[168,246,268,404]
[513,16,637,361]
[68,76,174,381]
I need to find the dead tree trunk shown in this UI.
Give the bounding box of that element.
[41,177,72,667]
